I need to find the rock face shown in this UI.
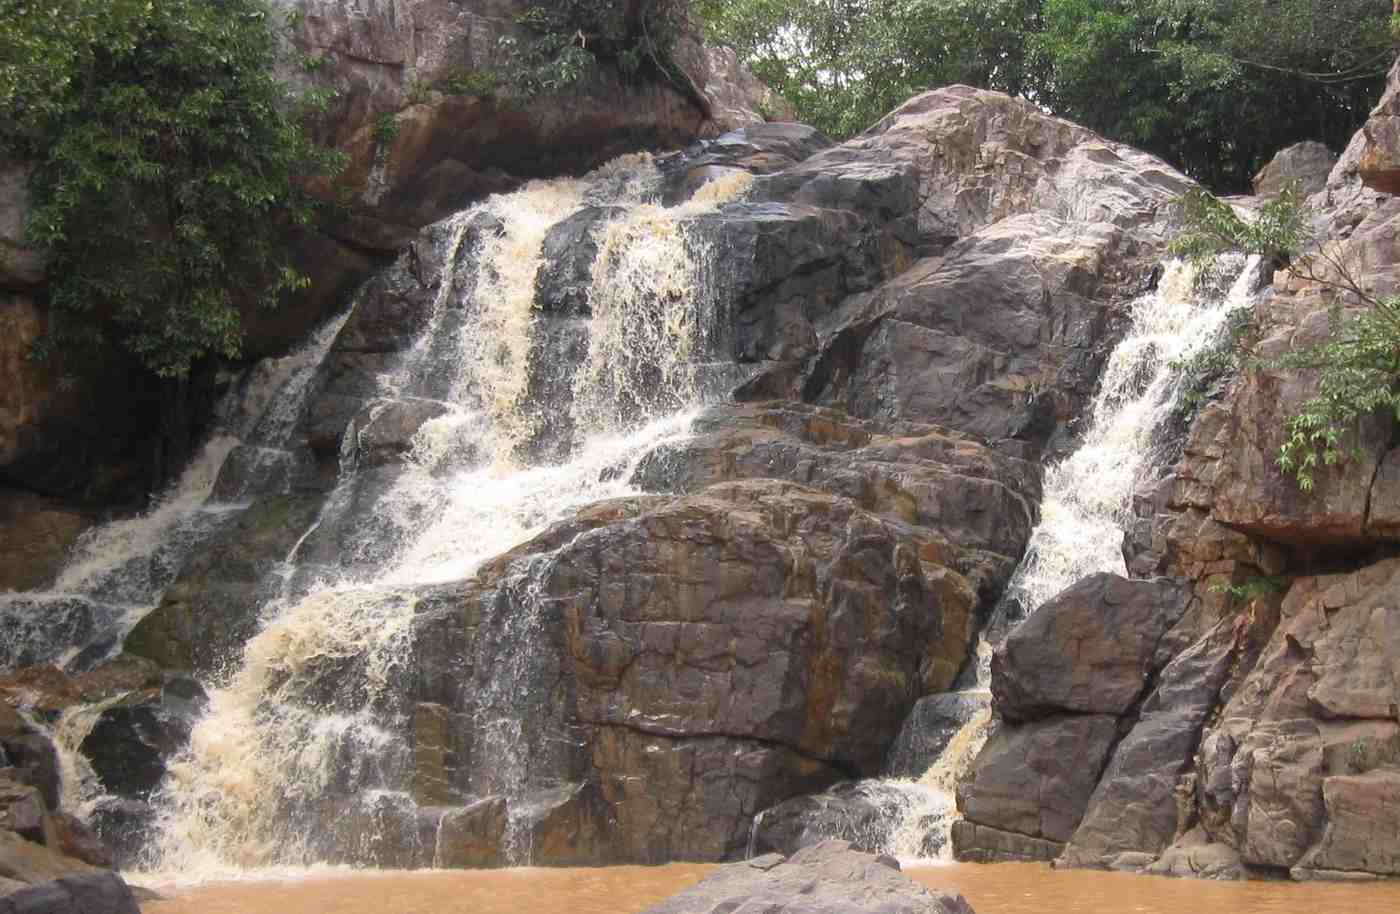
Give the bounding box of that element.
[157,86,1190,867]
[0,0,780,581]
[954,56,1400,882]
[640,840,974,914]
[1252,142,1337,198]
[270,0,781,337]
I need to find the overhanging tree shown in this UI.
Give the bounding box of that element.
[1,0,344,379]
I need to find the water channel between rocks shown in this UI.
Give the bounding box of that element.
[137,862,1400,914]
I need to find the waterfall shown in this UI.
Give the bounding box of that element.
[0,307,351,673]
[1004,254,1263,615]
[145,156,751,876]
[759,254,1265,863]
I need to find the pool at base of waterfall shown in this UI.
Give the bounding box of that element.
[135,862,1400,914]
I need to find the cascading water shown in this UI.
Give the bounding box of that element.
[1003,254,1264,615]
[146,156,752,877]
[0,307,351,674]
[768,253,1265,863]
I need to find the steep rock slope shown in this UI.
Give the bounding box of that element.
[956,58,1400,881]
[118,88,1191,866]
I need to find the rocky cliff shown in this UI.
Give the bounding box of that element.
[953,60,1400,882]
[90,86,1187,869]
[8,9,1399,880]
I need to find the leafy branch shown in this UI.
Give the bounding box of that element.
[1172,179,1400,490]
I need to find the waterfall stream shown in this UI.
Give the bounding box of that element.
[766,254,1266,863]
[140,156,752,877]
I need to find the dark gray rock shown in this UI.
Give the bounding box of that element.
[124,495,325,679]
[78,679,206,801]
[885,692,991,779]
[991,574,1192,723]
[87,800,154,871]
[1059,618,1240,869]
[0,872,139,914]
[640,840,974,914]
[0,708,59,814]
[750,781,943,859]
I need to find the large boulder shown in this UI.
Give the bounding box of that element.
[991,574,1192,723]
[1253,142,1337,198]
[953,713,1118,860]
[640,840,974,914]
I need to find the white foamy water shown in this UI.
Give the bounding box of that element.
[146,161,753,877]
[1007,255,1262,613]
[785,254,1263,865]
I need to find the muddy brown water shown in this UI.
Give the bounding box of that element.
[138,861,1400,914]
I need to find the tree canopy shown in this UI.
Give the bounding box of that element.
[1,0,342,378]
[696,0,1396,192]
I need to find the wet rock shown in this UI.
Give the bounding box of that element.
[0,705,59,813]
[87,800,154,871]
[0,830,96,885]
[45,814,113,870]
[124,495,325,678]
[0,871,139,914]
[0,784,45,845]
[1253,142,1337,198]
[640,840,974,914]
[949,821,1064,864]
[750,781,944,859]
[515,782,613,867]
[0,489,93,593]
[78,679,206,800]
[954,714,1118,856]
[885,692,991,780]
[347,399,452,468]
[429,797,506,869]
[992,574,1192,723]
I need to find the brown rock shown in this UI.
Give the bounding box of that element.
[640,840,974,914]
[45,814,113,870]
[992,574,1192,723]
[430,797,506,869]
[956,714,1118,850]
[0,490,93,593]
[0,830,96,884]
[1294,770,1400,877]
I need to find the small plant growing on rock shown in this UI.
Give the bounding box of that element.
[372,112,399,163]
[1209,575,1289,609]
[1171,181,1400,491]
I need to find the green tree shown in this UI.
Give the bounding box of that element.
[1,0,343,379]
[696,0,1394,192]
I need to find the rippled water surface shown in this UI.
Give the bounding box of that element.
[139,862,1400,914]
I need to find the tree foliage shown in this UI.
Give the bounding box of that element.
[1,0,343,378]
[509,0,688,95]
[695,0,1395,192]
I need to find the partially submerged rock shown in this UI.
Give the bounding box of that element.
[640,840,974,914]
